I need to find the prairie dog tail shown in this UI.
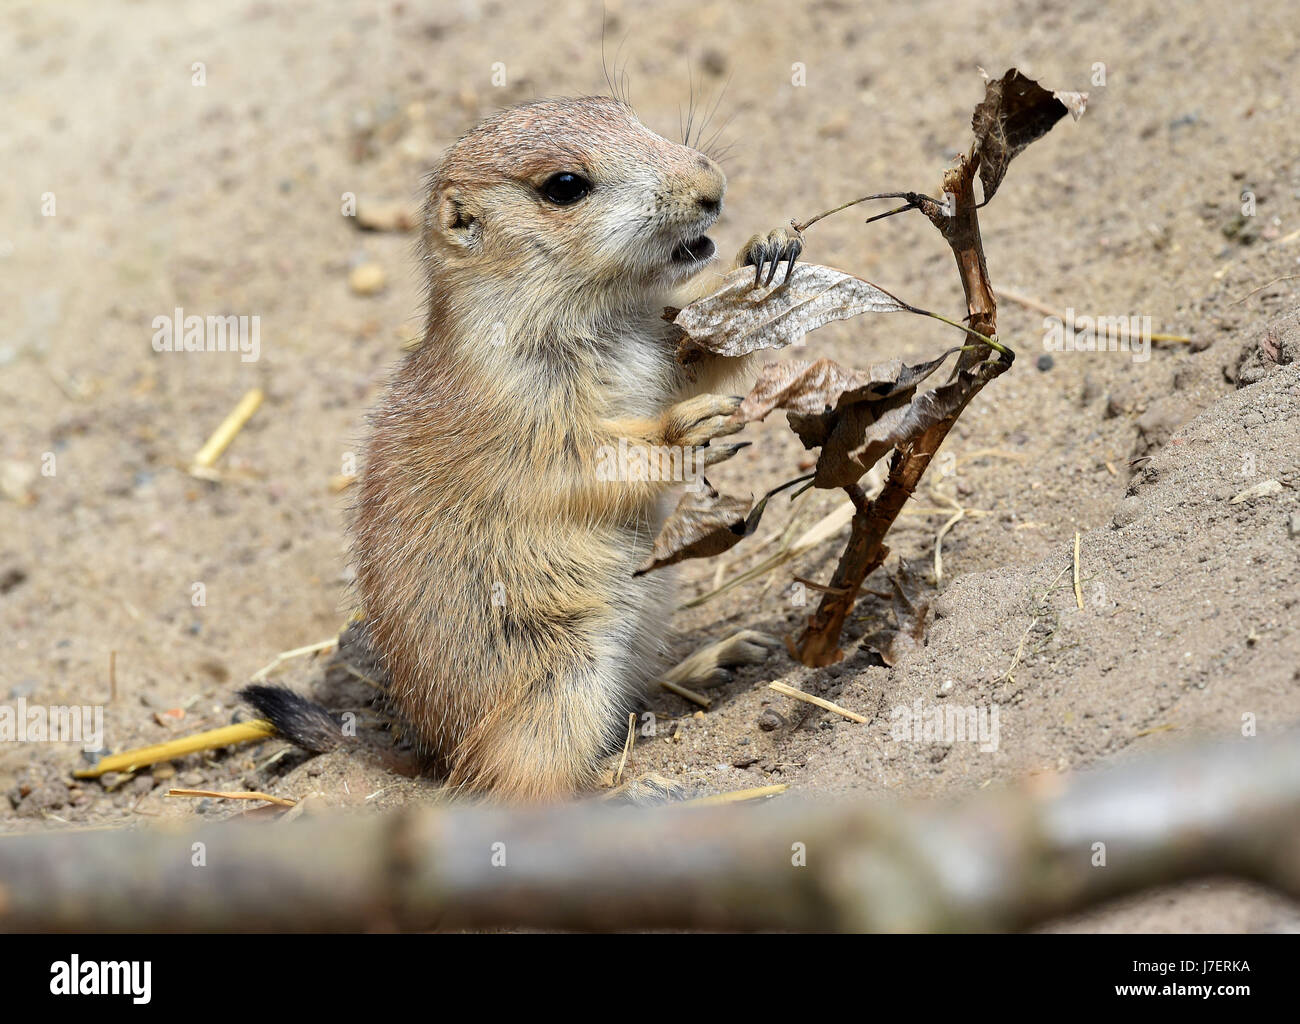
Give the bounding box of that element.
[238,684,350,754]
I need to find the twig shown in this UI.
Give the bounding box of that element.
[8,734,1300,932]
[768,681,867,723]
[792,191,942,233]
[190,387,264,472]
[681,784,789,807]
[1231,274,1300,305]
[167,788,297,807]
[74,721,276,779]
[659,679,711,709]
[996,286,1190,344]
[791,575,851,596]
[795,148,1011,666]
[933,504,965,584]
[249,637,339,683]
[1072,532,1084,610]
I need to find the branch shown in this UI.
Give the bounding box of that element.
[2,734,1298,932]
[794,151,1010,665]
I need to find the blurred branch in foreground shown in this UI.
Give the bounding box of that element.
[2,733,1298,932]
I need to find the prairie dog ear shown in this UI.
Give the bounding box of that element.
[431,185,481,251]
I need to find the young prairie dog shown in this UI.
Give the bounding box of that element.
[255,97,802,801]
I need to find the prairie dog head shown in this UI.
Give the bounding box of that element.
[423,97,726,316]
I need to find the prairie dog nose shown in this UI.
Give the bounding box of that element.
[688,155,726,214]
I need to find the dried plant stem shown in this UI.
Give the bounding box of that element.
[1073,532,1084,610]
[659,679,711,708]
[795,152,1010,666]
[167,789,296,807]
[191,387,264,471]
[997,286,1190,344]
[680,784,789,807]
[249,637,339,683]
[768,681,867,723]
[792,191,941,233]
[73,720,276,779]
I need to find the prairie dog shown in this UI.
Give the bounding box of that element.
[284,97,799,801]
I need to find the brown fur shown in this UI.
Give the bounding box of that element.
[352,97,754,801]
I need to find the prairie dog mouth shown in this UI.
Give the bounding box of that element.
[670,235,716,264]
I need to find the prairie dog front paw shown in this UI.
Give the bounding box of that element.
[663,393,744,448]
[737,226,804,287]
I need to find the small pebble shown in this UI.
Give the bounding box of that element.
[1036,353,1054,371]
[348,262,387,296]
[758,708,785,732]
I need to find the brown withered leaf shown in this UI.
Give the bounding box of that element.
[673,263,912,363]
[635,483,770,576]
[863,563,933,667]
[734,353,958,424]
[972,68,1087,202]
[797,363,997,489]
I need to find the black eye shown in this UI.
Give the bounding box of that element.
[541,172,591,205]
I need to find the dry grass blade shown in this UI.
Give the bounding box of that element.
[167,788,296,807]
[249,637,339,683]
[997,286,1190,344]
[614,712,636,786]
[680,501,854,609]
[768,681,867,723]
[681,784,789,807]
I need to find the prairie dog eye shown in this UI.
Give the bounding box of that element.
[540,172,591,205]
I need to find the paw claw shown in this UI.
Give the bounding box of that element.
[738,228,804,289]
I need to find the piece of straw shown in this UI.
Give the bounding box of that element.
[167,788,296,807]
[74,720,276,779]
[768,681,867,723]
[681,783,789,807]
[191,387,264,470]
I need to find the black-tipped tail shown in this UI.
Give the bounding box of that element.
[239,684,347,754]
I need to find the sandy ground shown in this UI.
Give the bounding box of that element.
[3,0,1299,932]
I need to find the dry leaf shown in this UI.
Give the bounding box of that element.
[972,68,1086,202]
[673,263,912,363]
[635,483,770,575]
[864,563,933,666]
[1260,329,1282,365]
[735,352,957,424]
[795,363,997,489]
